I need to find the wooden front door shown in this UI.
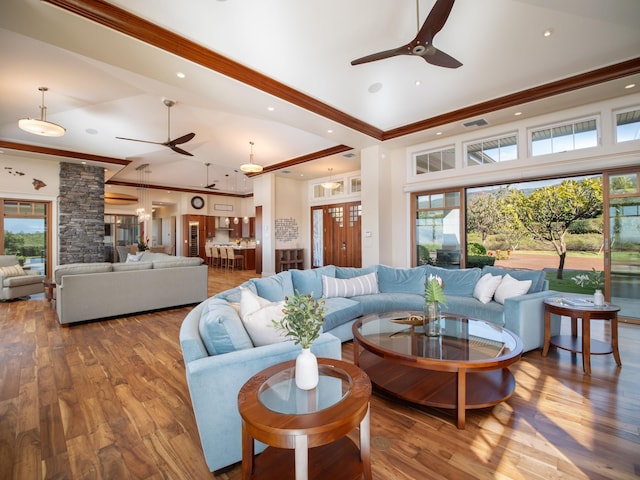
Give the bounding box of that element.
[312,201,361,268]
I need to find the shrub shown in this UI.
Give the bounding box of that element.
[467,242,486,256]
[466,255,495,268]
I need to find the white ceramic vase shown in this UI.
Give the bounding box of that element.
[593,289,605,306]
[295,347,319,390]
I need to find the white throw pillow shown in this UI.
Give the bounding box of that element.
[322,272,379,298]
[473,273,503,304]
[493,274,532,305]
[239,287,289,346]
[125,252,143,263]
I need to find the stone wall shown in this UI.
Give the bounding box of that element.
[58,162,105,264]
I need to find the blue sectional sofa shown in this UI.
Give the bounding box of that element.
[180,263,559,472]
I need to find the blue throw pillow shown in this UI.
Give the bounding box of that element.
[481,266,545,293]
[290,266,336,299]
[199,298,253,355]
[424,265,481,297]
[377,264,426,295]
[335,265,378,279]
[250,271,294,301]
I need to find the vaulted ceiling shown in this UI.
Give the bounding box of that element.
[1,0,639,196]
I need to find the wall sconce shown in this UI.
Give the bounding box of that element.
[233,217,239,224]
[225,217,230,226]
[243,216,249,224]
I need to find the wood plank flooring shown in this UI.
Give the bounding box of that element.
[1,267,639,479]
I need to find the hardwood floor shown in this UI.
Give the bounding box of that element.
[1,268,638,479]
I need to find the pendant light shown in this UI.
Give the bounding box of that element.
[321,168,341,190]
[240,141,263,173]
[18,87,66,137]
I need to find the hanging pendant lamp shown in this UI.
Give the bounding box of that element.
[18,87,66,137]
[321,168,341,190]
[240,141,263,173]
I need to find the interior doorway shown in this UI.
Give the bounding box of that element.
[311,201,361,268]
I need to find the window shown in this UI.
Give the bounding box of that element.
[530,117,598,156]
[466,133,517,166]
[415,146,455,174]
[350,177,362,193]
[615,107,640,143]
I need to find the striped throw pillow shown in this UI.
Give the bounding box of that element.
[0,264,26,278]
[322,272,379,298]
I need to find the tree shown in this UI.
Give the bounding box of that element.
[467,191,507,245]
[506,177,603,279]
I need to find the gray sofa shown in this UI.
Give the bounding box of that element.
[180,262,559,472]
[0,254,45,300]
[55,252,208,324]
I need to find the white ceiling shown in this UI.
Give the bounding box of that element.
[0,0,639,196]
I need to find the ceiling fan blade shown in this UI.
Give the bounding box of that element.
[416,0,456,45]
[168,132,195,146]
[422,47,462,68]
[170,145,193,156]
[351,46,406,66]
[116,136,165,146]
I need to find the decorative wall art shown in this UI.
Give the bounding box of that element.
[275,217,299,242]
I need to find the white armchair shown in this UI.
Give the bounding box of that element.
[0,255,46,300]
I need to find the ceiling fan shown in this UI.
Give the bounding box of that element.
[202,162,219,190]
[351,0,462,68]
[116,99,195,156]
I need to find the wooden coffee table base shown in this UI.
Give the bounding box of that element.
[358,350,516,429]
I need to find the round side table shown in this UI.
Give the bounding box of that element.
[238,358,372,480]
[543,296,621,375]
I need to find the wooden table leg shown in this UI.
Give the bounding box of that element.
[241,421,254,480]
[360,404,371,480]
[611,315,622,367]
[542,309,551,356]
[582,313,591,375]
[457,369,466,429]
[294,434,308,480]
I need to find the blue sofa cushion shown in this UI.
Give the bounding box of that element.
[291,265,336,299]
[214,281,256,304]
[445,295,505,326]
[250,271,294,301]
[199,298,254,355]
[377,265,426,295]
[351,292,425,316]
[481,266,545,293]
[335,265,378,279]
[425,265,481,297]
[322,297,363,331]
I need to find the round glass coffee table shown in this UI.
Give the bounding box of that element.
[238,358,372,480]
[352,310,523,429]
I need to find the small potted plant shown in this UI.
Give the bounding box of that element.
[424,274,446,336]
[571,268,605,306]
[272,290,326,390]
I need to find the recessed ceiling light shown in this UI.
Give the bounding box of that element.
[415,80,421,86]
[81,161,87,165]
[436,132,443,136]
[543,28,553,37]
[267,106,275,111]
[327,129,333,134]
[625,83,636,89]
[514,111,522,116]
[368,82,383,93]
[176,72,186,79]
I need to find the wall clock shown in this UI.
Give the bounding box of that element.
[191,195,205,210]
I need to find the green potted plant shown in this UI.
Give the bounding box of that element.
[424,274,446,336]
[571,268,605,305]
[272,290,326,390]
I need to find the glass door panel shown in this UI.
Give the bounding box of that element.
[607,172,640,320]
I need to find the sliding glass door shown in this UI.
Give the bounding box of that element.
[607,171,640,320]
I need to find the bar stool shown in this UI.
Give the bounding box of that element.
[205,245,214,267]
[227,247,244,271]
[219,246,228,269]
[210,245,220,268]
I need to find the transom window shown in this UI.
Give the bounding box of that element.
[530,117,598,156]
[415,146,455,174]
[615,107,640,143]
[465,133,517,166]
